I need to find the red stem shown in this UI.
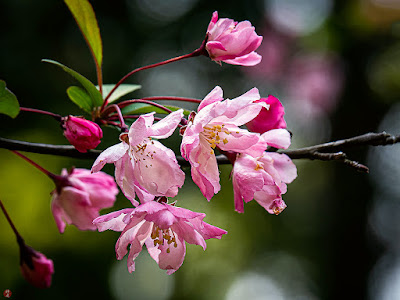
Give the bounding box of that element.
[107,104,128,132]
[101,48,204,111]
[103,99,173,116]
[20,107,62,121]
[0,199,22,239]
[141,96,201,104]
[11,151,56,180]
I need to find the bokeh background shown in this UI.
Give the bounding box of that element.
[1,0,400,299]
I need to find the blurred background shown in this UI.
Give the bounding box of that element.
[1,0,400,299]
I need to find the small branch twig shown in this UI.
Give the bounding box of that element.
[0,132,398,170]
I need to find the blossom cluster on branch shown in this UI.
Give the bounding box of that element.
[0,0,398,289]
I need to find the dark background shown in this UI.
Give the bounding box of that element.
[1,0,400,299]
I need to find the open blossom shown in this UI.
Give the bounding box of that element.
[93,200,227,275]
[19,243,54,289]
[92,110,185,204]
[232,129,297,214]
[205,11,263,66]
[51,168,118,233]
[181,86,267,200]
[62,115,103,153]
[246,95,287,134]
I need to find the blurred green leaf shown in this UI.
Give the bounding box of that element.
[100,84,141,103]
[42,59,103,109]
[0,80,19,118]
[122,103,190,116]
[67,86,92,113]
[64,0,102,68]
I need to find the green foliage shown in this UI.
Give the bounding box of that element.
[64,0,103,69]
[67,86,93,113]
[101,84,141,103]
[42,59,103,110]
[122,103,191,116]
[0,80,19,118]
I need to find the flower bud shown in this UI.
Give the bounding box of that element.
[62,115,102,153]
[246,95,287,134]
[19,243,54,289]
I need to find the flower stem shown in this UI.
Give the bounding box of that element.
[11,151,57,180]
[141,96,201,104]
[20,107,62,121]
[107,104,128,132]
[114,99,173,113]
[101,48,204,111]
[0,199,22,240]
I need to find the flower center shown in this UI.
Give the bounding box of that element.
[202,124,230,154]
[130,138,157,168]
[151,225,178,253]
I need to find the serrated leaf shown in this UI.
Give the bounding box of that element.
[64,0,102,68]
[0,80,19,118]
[67,86,92,113]
[100,84,141,103]
[121,103,191,116]
[42,59,103,109]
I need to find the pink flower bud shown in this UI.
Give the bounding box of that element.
[19,245,54,289]
[62,115,103,153]
[246,95,287,134]
[205,11,263,66]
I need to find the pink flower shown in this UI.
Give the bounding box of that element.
[62,115,103,153]
[246,95,287,134]
[181,86,267,200]
[92,110,185,204]
[19,244,54,289]
[51,168,118,233]
[93,200,227,275]
[205,11,263,66]
[232,130,297,214]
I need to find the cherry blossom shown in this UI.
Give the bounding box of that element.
[62,115,103,153]
[92,110,185,204]
[246,95,287,134]
[232,130,297,214]
[93,200,227,274]
[51,168,118,233]
[181,86,267,200]
[205,11,263,66]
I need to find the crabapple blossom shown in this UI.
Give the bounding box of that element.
[19,243,54,289]
[181,86,267,200]
[232,130,297,214]
[245,95,287,134]
[93,200,227,275]
[51,168,118,233]
[205,11,263,66]
[62,115,103,153]
[92,110,185,204]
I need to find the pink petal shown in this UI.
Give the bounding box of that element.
[223,52,262,66]
[268,153,297,184]
[262,129,291,149]
[149,109,183,139]
[128,114,153,146]
[197,86,224,112]
[93,208,134,232]
[172,222,207,250]
[157,236,186,275]
[91,142,129,173]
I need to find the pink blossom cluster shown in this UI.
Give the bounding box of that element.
[44,11,297,277]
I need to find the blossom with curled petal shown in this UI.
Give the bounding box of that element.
[181,86,267,200]
[232,129,297,214]
[205,11,263,66]
[93,200,227,275]
[246,95,287,134]
[51,168,118,233]
[92,110,185,204]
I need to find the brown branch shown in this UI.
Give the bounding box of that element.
[0,132,398,171]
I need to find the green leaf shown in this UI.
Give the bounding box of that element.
[67,86,92,113]
[0,80,19,118]
[64,0,102,68]
[42,59,103,108]
[100,84,141,103]
[122,103,191,116]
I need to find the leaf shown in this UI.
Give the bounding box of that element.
[42,59,103,108]
[121,103,191,116]
[64,0,102,68]
[0,80,19,118]
[67,86,92,113]
[100,84,141,103]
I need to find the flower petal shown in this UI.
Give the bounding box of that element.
[91,142,129,173]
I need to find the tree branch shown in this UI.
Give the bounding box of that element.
[0,132,399,170]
